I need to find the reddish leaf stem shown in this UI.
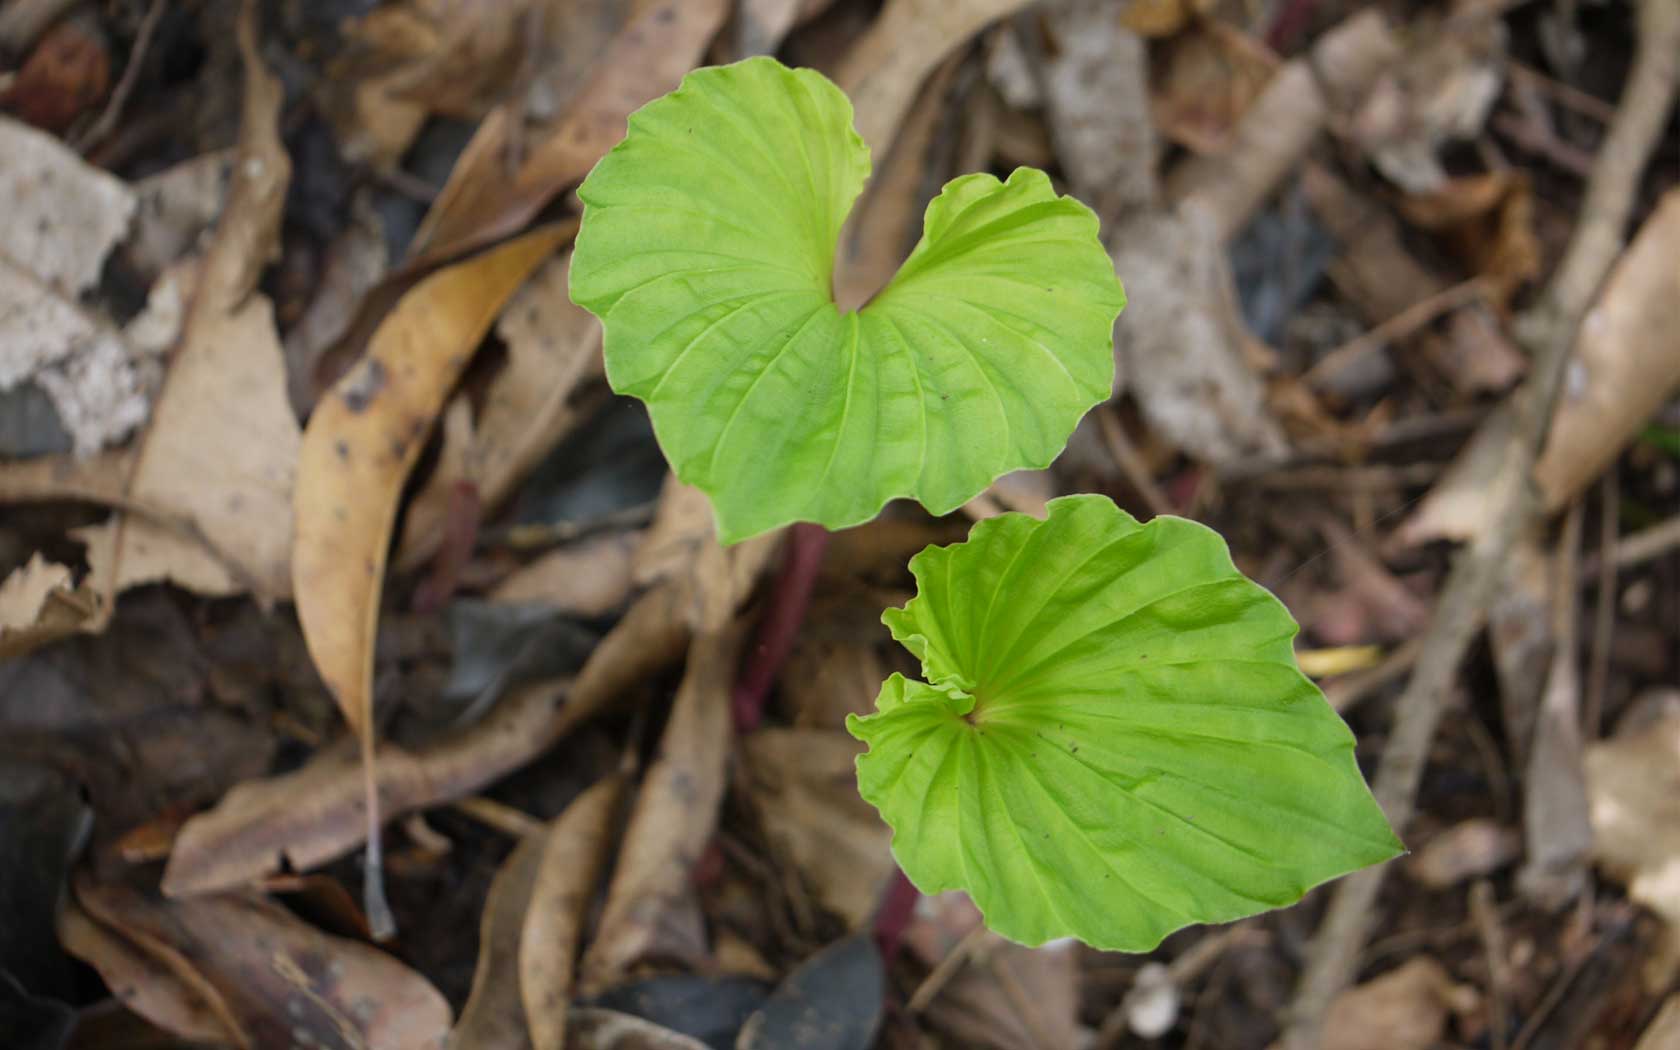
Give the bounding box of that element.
[872,866,920,963]
[731,522,830,733]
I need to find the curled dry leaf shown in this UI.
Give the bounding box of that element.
[1152,20,1279,156]
[1535,190,1680,509]
[397,248,604,571]
[834,0,1036,164]
[1406,191,1680,544]
[740,729,893,931]
[522,775,627,1050]
[1586,713,1680,975]
[411,0,730,263]
[490,531,639,618]
[163,584,692,896]
[0,552,100,659]
[73,876,451,1050]
[1405,818,1522,890]
[295,223,567,741]
[123,8,298,600]
[632,476,779,633]
[57,897,237,1046]
[450,830,547,1050]
[1319,957,1476,1050]
[579,625,747,995]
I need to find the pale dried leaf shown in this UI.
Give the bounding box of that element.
[77,877,451,1050]
[580,625,746,994]
[523,775,626,1050]
[294,225,565,739]
[490,532,638,617]
[164,584,691,896]
[1039,0,1157,219]
[124,15,298,599]
[742,730,893,930]
[449,830,548,1050]
[56,898,237,1046]
[1320,957,1473,1050]
[0,114,134,293]
[1535,190,1680,509]
[1586,714,1680,939]
[1405,818,1521,890]
[0,551,98,657]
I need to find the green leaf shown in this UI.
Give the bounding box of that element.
[847,495,1403,951]
[570,57,1125,544]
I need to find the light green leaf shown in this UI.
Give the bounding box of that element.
[570,57,1124,544]
[847,495,1403,951]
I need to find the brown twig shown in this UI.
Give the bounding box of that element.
[1303,278,1491,391]
[1585,469,1617,736]
[74,0,165,153]
[1279,1,1680,1042]
[1470,880,1510,1050]
[1096,407,1172,518]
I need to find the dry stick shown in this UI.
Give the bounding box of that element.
[1279,2,1680,1044]
[1585,469,1617,736]
[74,0,166,153]
[1599,511,1680,572]
[1302,277,1490,390]
[1096,408,1173,518]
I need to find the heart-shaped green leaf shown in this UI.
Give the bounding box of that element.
[847,495,1403,951]
[570,57,1125,544]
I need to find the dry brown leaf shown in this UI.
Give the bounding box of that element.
[0,552,99,660]
[835,0,1036,164]
[523,775,627,1050]
[633,475,779,632]
[1350,16,1505,194]
[580,625,747,995]
[72,515,238,597]
[1121,0,1214,37]
[1166,11,1400,242]
[490,531,639,617]
[122,9,298,600]
[1535,190,1680,509]
[741,729,892,931]
[325,0,530,167]
[163,584,691,897]
[57,897,237,1046]
[1405,818,1521,890]
[123,150,233,280]
[449,829,548,1050]
[1635,995,1680,1050]
[411,0,730,263]
[75,876,451,1050]
[1152,20,1278,155]
[1406,191,1680,544]
[397,247,603,570]
[1586,713,1680,973]
[294,224,566,742]
[1319,957,1475,1050]
[284,192,389,413]
[1399,172,1541,303]
[0,446,131,505]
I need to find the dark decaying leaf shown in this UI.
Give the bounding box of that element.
[735,935,883,1050]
